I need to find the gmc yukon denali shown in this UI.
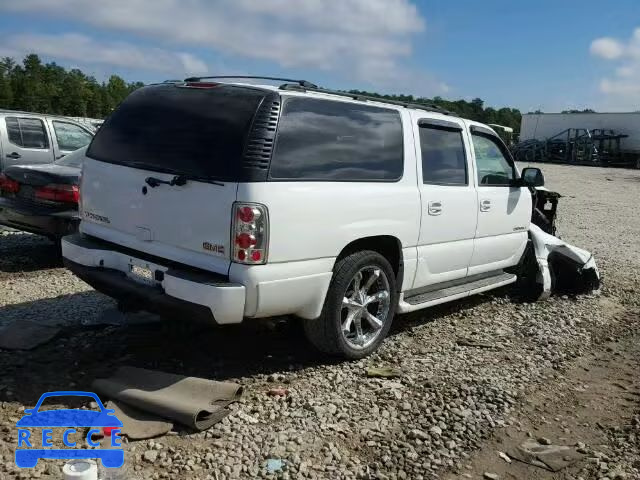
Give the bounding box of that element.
[61,77,599,359]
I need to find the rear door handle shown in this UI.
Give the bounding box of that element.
[480,199,491,212]
[428,200,443,216]
[6,152,21,159]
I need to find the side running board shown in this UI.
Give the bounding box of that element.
[397,272,516,314]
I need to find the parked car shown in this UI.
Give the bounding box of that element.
[0,109,93,172]
[0,146,83,242]
[61,77,598,359]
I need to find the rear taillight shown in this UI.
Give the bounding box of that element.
[232,202,268,265]
[35,184,79,204]
[0,174,20,194]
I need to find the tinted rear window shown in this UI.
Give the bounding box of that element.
[269,97,403,181]
[87,84,266,181]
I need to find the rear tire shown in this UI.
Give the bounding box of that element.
[303,250,398,359]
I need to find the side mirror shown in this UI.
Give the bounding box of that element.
[521,167,545,187]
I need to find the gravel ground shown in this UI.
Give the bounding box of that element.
[0,162,639,480]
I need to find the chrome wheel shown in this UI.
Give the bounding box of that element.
[341,266,391,349]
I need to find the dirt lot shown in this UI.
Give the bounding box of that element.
[0,163,639,480]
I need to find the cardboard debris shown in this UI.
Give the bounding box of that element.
[92,366,243,439]
[106,400,173,440]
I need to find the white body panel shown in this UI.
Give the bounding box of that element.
[466,120,531,276]
[80,158,236,275]
[470,184,530,274]
[235,181,420,265]
[520,112,640,152]
[411,112,478,288]
[230,259,334,318]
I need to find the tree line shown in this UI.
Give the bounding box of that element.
[0,54,523,132]
[0,54,143,118]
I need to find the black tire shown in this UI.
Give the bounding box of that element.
[303,250,398,359]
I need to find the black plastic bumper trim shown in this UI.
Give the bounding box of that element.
[63,258,216,323]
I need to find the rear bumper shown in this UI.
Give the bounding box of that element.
[61,234,246,324]
[0,197,78,238]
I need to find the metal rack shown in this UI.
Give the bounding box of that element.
[512,128,632,167]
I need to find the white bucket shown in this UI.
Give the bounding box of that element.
[62,459,98,480]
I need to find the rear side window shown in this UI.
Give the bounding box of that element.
[5,117,50,149]
[419,125,467,185]
[270,97,403,181]
[87,85,266,181]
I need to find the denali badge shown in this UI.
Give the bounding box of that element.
[84,211,111,224]
[203,242,225,255]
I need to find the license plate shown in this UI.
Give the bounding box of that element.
[129,264,156,285]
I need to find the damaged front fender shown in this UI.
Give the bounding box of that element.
[528,224,600,300]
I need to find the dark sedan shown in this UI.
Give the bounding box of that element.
[0,147,83,243]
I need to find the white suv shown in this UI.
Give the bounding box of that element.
[61,77,594,359]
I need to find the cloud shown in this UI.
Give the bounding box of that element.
[591,28,640,109]
[590,38,625,60]
[0,0,447,95]
[0,33,208,76]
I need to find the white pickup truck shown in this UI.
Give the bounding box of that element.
[61,77,599,359]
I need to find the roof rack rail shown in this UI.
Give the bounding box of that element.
[183,75,318,89]
[279,84,453,116]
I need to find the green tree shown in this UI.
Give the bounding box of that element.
[0,55,147,117]
[106,75,129,111]
[0,58,14,108]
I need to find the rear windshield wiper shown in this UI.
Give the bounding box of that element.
[145,175,187,188]
[145,174,225,188]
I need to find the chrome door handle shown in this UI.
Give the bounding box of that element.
[480,199,491,212]
[428,200,443,216]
